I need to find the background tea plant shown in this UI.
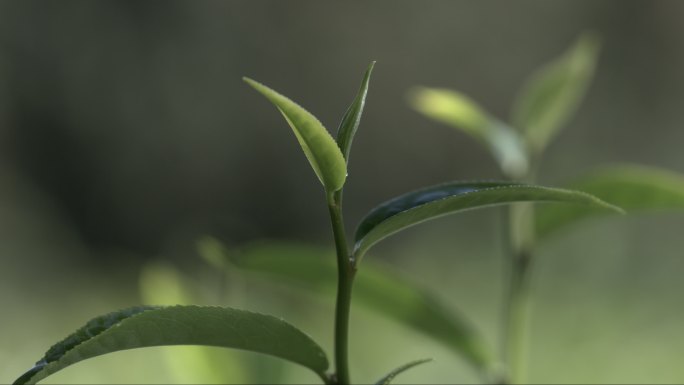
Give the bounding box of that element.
[12,64,621,385]
[409,33,684,383]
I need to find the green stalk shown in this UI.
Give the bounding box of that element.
[501,159,539,384]
[327,190,356,385]
[501,205,534,384]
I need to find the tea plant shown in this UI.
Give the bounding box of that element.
[408,33,684,383]
[14,63,622,385]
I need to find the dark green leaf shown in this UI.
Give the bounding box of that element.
[374,358,433,385]
[511,32,600,153]
[336,61,375,163]
[408,87,528,178]
[244,77,347,192]
[15,306,329,384]
[536,164,684,240]
[206,240,494,372]
[354,181,622,263]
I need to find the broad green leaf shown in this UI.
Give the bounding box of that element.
[511,32,600,153]
[374,358,432,385]
[336,61,375,163]
[536,164,684,240]
[354,181,622,263]
[408,87,528,178]
[244,77,347,192]
[14,306,329,385]
[202,240,494,372]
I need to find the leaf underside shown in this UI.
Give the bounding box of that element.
[536,164,684,240]
[206,240,493,372]
[244,77,347,192]
[15,306,329,384]
[353,181,622,263]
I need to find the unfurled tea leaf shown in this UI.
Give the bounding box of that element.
[244,77,347,192]
[354,181,622,263]
[14,306,329,384]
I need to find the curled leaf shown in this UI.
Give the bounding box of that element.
[336,61,375,163]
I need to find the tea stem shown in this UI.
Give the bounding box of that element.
[327,191,355,385]
[502,221,533,384]
[501,165,538,384]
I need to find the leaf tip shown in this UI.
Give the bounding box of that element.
[586,193,626,215]
[375,358,433,385]
[242,76,261,89]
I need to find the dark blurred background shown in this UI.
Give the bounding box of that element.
[2,1,684,384]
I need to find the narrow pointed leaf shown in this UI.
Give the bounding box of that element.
[200,240,493,372]
[354,181,622,263]
[408,87,528,178]
[336,61,375,163]
[244,77,347,192]
[536,164,684,240]
[375,358,433,385]
[14,306,329,385]
[511,32,600,153]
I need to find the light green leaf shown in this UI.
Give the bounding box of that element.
[14,306,329,385]
[354,181,622,263]
[139,262,193,305]
[138,263,251,384]
[204,240,493,372]
[536,164,684,240]
[336,61,375,163]
[374,358,432,385]
[197,236,233,270]
[408,87,528,178]
[244,77,347,192]
[511,32,601,153]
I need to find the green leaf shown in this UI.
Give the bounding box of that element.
[244,77,347,192]
[536,164,684,240]
[408,87,528,178]
[14,306,329,385]
[511,32,601,153]
[138,264,251,384]
[207,240,494,372]
[197,236,233,270]
[354,181,623,263]
[139,262,193,305]
[336,61,375,163]
[374,358,433,385]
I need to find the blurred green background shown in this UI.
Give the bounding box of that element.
[2,1,684,383]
